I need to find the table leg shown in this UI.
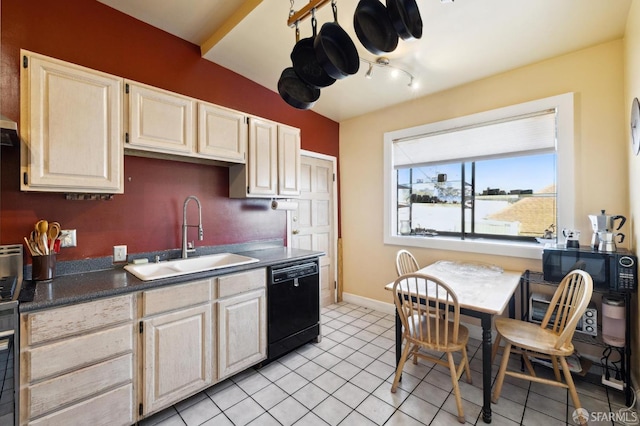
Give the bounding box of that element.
[508,293,516,319]
[395,307,402,382]
[481,313,493,423]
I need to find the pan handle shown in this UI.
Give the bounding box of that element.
[311,9,317,37]
[331,0,338,23]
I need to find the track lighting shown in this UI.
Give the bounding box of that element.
[360,56,415,88]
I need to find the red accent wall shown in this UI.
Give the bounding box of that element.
[0,0,340,260]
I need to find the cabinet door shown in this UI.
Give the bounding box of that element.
[247,118,277,196]
[278,125,301,196]
[126,81,194,155]
[218,289,266,379]
[197,102,247,163]
[142,304,212,415]
[20,50,123,193]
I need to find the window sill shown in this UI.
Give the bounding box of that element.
[384,234,547,260]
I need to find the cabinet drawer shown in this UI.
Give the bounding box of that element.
[29,383,134,426]
[142,279,212,316]
[25,295,134,345]
[218,268,266,298]
[27,353,133,419]
[26,324,134,382]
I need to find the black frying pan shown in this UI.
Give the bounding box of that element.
[314,2,360,80]
[354,0,398,55]
[277,67,320,110]
[291,17,336,88]
[387,0,423,40]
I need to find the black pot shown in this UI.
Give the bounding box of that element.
[277,67,320,110]
[354,0,398,55]
[291,17,336,88]
[314,2,360,80]
[387,0,423,40]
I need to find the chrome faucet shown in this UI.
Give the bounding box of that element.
[182,195,203,258]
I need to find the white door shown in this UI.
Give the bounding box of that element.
[290,153,337,307]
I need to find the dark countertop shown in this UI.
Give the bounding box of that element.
[19,247,323,313]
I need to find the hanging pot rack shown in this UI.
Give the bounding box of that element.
[287,0,332,27]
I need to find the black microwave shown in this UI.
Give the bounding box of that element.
[542,246,637,291]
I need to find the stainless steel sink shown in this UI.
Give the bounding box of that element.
[124,253,259,281]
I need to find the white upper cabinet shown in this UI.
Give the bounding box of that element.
[125,80,195,155]
[197,102,247,163]
[20,50,123,193]
[248,117,278,196]
[229,118,300,198]
[277,125,301,197]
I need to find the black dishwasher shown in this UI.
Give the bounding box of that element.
[267,259,320,361]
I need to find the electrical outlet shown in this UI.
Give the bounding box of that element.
[113,245,127,263]
[59,229,77,247]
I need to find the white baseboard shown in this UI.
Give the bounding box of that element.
[341,292,396,315]
[341,292,484,342]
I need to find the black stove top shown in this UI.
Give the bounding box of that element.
[0,277,17,302]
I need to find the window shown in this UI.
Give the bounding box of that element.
[384,93,575,259]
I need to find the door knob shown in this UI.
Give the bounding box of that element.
[292,230,300,235]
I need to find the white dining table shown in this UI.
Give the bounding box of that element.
[385,260,523,424]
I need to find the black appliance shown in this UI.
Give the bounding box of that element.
[0,276,19,426]
[542,246,637,291]
[0,245,24,426]
[267,259,320,361]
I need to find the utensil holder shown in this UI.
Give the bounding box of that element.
[32,254,56,281]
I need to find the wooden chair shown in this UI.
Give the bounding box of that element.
[390,273,472,423]
[491,269,593,425]
[395,249,419,275]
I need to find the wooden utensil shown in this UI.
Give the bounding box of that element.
[35,220,49,255]
[48,222,61,251]
[29,230,43,256]
[24,236,36,256]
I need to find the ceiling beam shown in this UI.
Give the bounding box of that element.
[200,0,263,57]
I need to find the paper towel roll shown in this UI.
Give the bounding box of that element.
[271,200,298,211]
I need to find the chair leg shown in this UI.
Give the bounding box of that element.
[550,356,562,382]
[447,352,465,424]
[492,342,512,403]
[461,345,472,384]
[491,333,502,364]
[391,340,412,393]
[559,356,586,425]
[412,343,419,365]
[521,352,536,377]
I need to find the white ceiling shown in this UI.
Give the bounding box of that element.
[97,0,632,122]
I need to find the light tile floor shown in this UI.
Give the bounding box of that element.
[139,302,635,426]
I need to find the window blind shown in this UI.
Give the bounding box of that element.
[393,109,557,168]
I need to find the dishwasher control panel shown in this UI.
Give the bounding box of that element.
[270,261,318,283]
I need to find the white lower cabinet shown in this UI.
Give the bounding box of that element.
[21,268,269,424]
[218,288,267,379]
[217,268,267,379]
[142,305,212,414]
[20,295,136,426]
[140,279,213,416]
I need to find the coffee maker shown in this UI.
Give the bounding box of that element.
[588,210,626,250]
